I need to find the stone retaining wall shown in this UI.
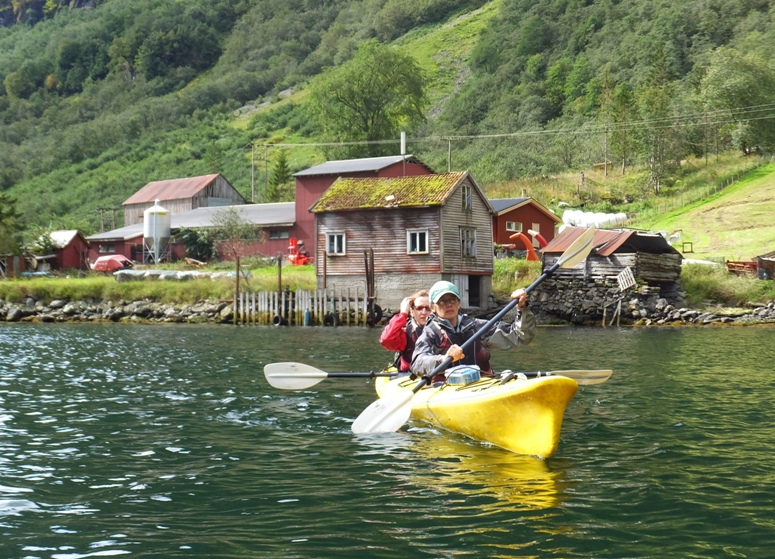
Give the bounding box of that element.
[2,287,774,326]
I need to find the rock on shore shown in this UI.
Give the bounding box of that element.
[0,298,234,324]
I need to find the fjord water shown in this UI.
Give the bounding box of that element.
[1,323,774,559]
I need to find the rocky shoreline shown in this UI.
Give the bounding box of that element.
[0,298,235,324]
[2,293,775,326]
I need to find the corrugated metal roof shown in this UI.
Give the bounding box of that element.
[123,174,221,205]
[293,155,434,177]
[541,226,682,257]
[86,203,295,242]
[172,202,295,228]
[310,172,469,212]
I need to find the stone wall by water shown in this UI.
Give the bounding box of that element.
[2,287,774,326]
[0,298,234,324]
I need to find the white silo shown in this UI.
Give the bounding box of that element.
[143,200,171,263]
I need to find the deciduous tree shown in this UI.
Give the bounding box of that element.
[310,39,427,157]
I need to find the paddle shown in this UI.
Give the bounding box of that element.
[351,226,597,434]
[264,361,613,390]
[264,362,394,390]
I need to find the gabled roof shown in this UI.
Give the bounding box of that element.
[310,172,489,213]
[541,226,682,257]
[49,230,85,248]
[294,155,434,177]
[86,203,295,242]
[123,174,222,205]
[489,197,562,222]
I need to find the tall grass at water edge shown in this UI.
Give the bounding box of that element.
[1,262,773,310]
[0,265,318,305]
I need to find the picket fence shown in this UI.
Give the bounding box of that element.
[233,287,383,326]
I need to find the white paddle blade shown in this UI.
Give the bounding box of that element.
[552,369,613,385]
[351,393,414,434]
[264,362,328,390]
[557,227,596,269]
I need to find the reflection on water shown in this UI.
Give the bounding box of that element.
[1,323,775,559]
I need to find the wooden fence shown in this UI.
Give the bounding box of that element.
[233,287,383,326]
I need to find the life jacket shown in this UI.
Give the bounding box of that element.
[426,318,492,373]
[395,320,422,372]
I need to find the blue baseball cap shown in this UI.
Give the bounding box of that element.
[429,281,460,304]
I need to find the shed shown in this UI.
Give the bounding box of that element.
[310,171,494,310]
[541,226,683,283]
[123,174,247,226]
[293,155,434,260]
[755,250,775,280]
[489,197,562,251]
[49,230,91,271]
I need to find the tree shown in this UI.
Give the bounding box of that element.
[309,39,428,157]
[210,207,264,262]
[638,45,675,195]
[0,193,24,255]
[266,149,292,203]
[699,46,775,154]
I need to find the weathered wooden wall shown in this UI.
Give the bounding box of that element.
[440,176,494,275]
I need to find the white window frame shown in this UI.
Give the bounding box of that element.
[326,232,346,255]
[460,227,476,258]
[506,221,521,233]
[407,229,429,254]
[462,184,472,212]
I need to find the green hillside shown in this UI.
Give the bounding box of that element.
[2,0,775,260]
[633,163,775,261]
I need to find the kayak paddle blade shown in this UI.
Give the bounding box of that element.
[351,392,413,434]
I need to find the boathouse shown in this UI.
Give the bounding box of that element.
[310,171,494,310]
[536,226,685,323]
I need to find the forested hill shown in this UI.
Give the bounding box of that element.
[2,0,775,236]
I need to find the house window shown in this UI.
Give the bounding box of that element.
[462,184,472,211]
[98,244,115,254]
[407,230,429,254]
[460,227,476,258]
[506,221,521,233]
[327,232,346,255]
[269,230,290,239]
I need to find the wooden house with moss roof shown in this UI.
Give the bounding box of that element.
[310,171,495,310]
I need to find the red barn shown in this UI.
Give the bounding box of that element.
[50,230,90,271]
[293,155,434,260]
[489,198,562,252]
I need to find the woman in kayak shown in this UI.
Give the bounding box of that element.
[411,280,536,378]
[379,290,431,372]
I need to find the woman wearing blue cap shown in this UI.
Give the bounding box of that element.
[411,280,536,378]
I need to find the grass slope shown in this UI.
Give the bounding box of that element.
[638,163,775,261]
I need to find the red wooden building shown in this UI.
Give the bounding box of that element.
[293,155,434,260]
[49,230,91,271]
[489,198,562,252]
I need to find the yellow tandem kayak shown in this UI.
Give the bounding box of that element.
[374,373,578,459]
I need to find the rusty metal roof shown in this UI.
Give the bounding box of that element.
[541,226,682,257]
[123,174,221,205]
[310,172,471,212]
